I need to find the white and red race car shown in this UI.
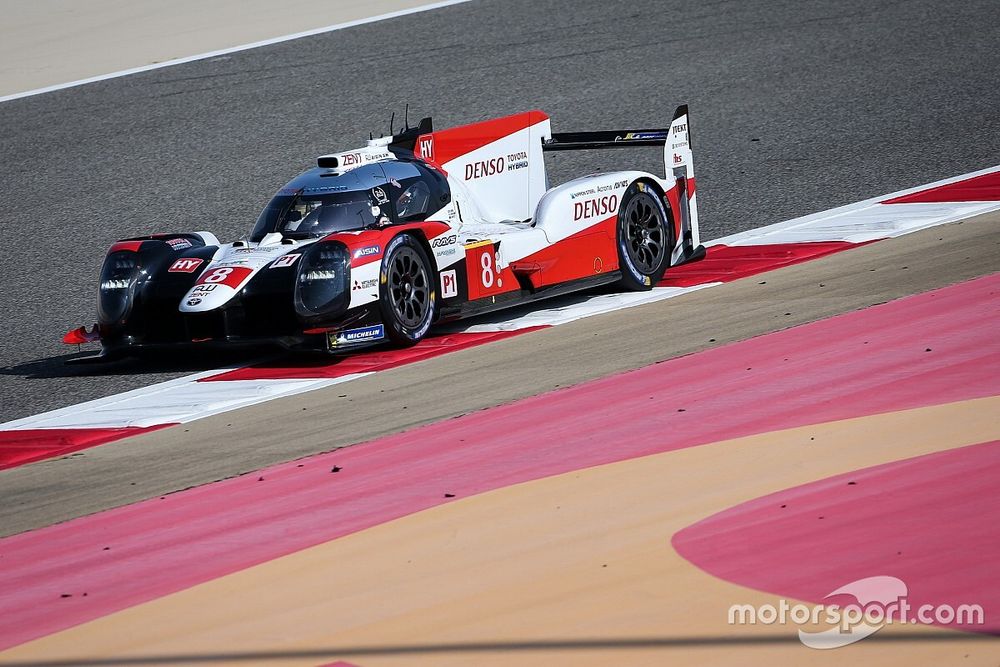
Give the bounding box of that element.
[68,106,704,357]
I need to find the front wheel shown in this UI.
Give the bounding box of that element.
[616,182,674,291]
[378,234,436,346]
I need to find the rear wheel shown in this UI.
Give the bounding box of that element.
[378,234,436,346]
[616,183,673,291]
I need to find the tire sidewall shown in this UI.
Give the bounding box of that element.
[616,182,673,291]
[379,233,436,345]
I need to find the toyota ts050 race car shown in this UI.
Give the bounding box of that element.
[66,106,705,358]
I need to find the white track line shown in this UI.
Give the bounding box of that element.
[2,164,997,432]
[0,0,472,104]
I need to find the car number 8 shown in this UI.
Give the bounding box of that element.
[480,252,494,288]
[203,267,234,284]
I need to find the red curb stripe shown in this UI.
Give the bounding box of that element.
[882,170,1000,203]
[0,425,176,471]
[204,328,547,382]
[660,242,866,287]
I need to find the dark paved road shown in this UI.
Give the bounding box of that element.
[2,0,999,421]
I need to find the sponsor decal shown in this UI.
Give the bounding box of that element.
[437,247,457,257]
[166,237,193,250]
[353,245,381,259]
[672,141,688,149]
[353,278,378,290]
[325,149,393,169]
[440,269,458,298]
[372,187,389,205]
[505,150,528,172]
[335,324,385,345]
[570,187,596,200]
[305,184,349,193]
[190,284,216,295]
[419,136,434,160]
[673,122,687,133]
[168,258,204,273]
[615,131,667,141]
[186,298,202,306]
[431,234,458,248]
[573,194,619,221]
[673,153,683,164]
[270,254,301,269]
[465,156,505,180]
[341,152,363,166]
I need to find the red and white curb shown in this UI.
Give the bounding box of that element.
[715,165,1000,246]
[1,165,998,465]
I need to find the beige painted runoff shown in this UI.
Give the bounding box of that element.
[4,397,998,665]
[0,0,452,97]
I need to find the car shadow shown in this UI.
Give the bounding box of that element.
[0,347,276,380]
[6,284,627,381]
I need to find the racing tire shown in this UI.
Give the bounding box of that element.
[615,182,674,291]
[378,234,436,346]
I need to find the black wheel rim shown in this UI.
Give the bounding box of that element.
[623,193,667,274]
[388,247,430,328]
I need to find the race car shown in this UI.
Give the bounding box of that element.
[65,106,705,358]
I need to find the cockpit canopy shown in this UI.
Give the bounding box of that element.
[251,160,449,242]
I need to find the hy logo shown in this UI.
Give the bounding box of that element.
[419,136,434,160]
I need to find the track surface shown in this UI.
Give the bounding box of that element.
[2,0,1000,420]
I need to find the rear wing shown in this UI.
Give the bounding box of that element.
[541,104,693,181]
[543,105,699,255]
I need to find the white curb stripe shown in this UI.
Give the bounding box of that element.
[1,374,372,430]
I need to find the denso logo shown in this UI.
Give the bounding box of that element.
[573,194,619,221]
[465,156,505,180]
[431,234,458,248]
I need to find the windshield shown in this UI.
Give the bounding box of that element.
[252,191,385,241]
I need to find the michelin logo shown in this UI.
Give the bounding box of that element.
[336,324,385,344]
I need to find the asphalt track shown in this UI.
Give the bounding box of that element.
[2,0,1000,421]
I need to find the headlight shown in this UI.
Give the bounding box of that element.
[294,243,350,318]
[98,251,141,324]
